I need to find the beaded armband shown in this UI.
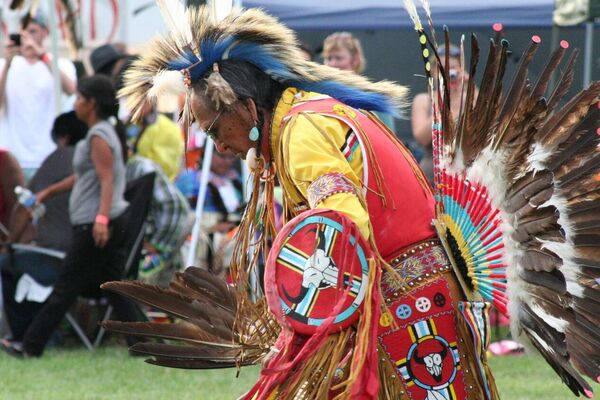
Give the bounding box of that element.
[307,172,358,209]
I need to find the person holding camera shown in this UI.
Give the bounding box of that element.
[0,11,77,181]
[411,44,476,185]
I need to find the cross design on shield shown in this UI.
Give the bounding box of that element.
[278,225,344,315]
[272,214,370,332]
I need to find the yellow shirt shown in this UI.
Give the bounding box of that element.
[137,114,184,181]
[271,88,370,239]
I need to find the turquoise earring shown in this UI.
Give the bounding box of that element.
[249,126,259,141]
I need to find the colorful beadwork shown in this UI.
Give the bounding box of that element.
[307,172,358,209]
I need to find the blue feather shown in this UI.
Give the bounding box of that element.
[167,37,398,113]
[167,37,236,78]
[293,81,397,114]
[168,49,200,71]
[227,42,301,81]
[195,37,237,79]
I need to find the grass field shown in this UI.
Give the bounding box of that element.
[0,344,586,399]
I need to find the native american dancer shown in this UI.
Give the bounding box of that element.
[102,2,600,399]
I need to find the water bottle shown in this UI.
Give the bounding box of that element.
[15,186,35,208]
[14,186,46,224]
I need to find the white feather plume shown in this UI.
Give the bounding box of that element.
[209,0,234,23]
[527,142,554,173]
[403,0,423,30]
[148,70,186,100]
[157,0,192,48]
[420,0,432,18]
[419,0,438,48]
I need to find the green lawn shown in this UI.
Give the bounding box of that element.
[0,345,589,399]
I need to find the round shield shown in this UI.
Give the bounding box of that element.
[265,209,372,335]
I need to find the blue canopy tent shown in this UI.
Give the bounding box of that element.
[240,0,596,147]
[243,1,596,85]
[242,0,557,30]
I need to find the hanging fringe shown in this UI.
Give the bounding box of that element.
[244,229,383,400]
[455,302,500,400]
[229,159,279,363]
[377,348,406,399]
[365,112,433,198]
[336,259,381,400]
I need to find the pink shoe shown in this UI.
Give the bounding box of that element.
[489,339,524,356]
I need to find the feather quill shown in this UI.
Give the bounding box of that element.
[422,20,600,396]
[492,38,540,150]
[532,45,568,98]
[458,35,482,164]
[101,281,235,341]
[156,0,193,49]
[547,50,579,110]
[102,321,229,346]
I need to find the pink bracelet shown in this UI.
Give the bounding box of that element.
[95,214,109,225]
[40,53,51,64]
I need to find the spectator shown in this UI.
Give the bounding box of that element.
[8,111,87,247]
[411,44,476,185]
[128,101,185,181]
[89,44,127,80]
[0,11,77,181]
[126,155,192,286]
[1,111,87,343]
[177,152,243,213]
[322,32,395,132]
[0,76,142,358]
[89,43,138,91]
[0,149,24,235]
[205,152,244,230]
[176,151,244,268]
[90,43,138,121]
[322,32,365,74]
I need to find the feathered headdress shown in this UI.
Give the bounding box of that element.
[120,1,407,123]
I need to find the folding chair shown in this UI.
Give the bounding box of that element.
[69,172,155,350]
[1,173,155,351]
[0,243,64,342]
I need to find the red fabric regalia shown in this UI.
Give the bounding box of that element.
[249,95,499,400]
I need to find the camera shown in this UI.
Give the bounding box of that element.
[9,33,21,47]
[449,69,459,82]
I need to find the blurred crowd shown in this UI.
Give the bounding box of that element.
[0,10,518,356]
[0,11,245,355]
